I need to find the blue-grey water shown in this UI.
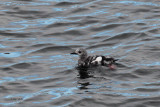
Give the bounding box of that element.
[0,0,160,107]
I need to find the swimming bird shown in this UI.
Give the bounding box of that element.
[70,48,118,69]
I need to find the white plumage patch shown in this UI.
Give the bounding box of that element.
[95,57,102,62]
[91,56,102,64]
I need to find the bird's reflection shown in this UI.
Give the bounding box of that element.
[76,66,92,79]
[75,66,92,90]
[78,82,90,90]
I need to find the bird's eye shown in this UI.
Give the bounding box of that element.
[78,51,81,54]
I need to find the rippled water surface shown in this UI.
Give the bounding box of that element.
[0,0,160,106]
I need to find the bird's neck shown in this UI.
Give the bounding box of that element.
[80,54,87,61]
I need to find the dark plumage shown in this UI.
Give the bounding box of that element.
[70,48,118,68]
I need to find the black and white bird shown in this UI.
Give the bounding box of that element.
[70,48,118,69]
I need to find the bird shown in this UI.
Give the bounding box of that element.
[70,48,118,69]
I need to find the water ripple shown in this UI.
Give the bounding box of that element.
[0,0,160,106]
[110,1,160,7]
[0,87,77,106]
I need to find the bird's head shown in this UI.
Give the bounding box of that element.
[70,48,87,58]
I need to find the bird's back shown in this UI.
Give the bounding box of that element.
[78,55,117,67]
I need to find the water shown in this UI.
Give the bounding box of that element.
[0,0,160,106]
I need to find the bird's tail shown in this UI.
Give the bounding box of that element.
[103,56,118,64]
[113,58,119,62]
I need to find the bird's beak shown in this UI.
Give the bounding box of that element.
[70,51,78,55]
